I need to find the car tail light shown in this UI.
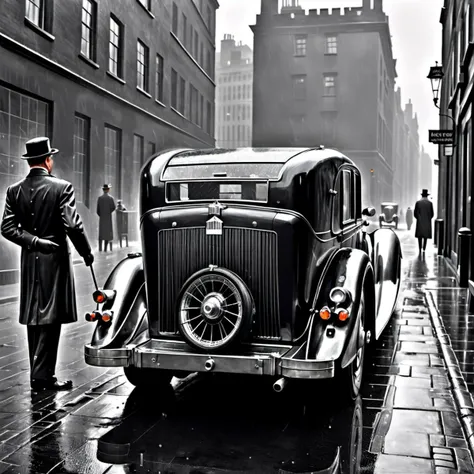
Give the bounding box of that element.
[319,306,331,320]
[85,311,101,322]
[92,289,115,304]
[101,312,113,323]
[337,309,350,322]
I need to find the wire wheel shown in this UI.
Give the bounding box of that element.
[178,268,254,352]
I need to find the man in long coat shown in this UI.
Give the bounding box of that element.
[1,137,94,391]
[414,189,434,253]
[97,184,116,252]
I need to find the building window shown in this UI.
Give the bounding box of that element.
[81,0,97,61]
[73,114,90,206]
[292,75,307,100]
[342,170,354,223]
[179,77,186,115]
[0,85,49,191]
[181,13,187,46]
[294,35,307,56]
[324,74,337,96]
[131,134,143,210]
[172,2,178,35]
[206,5,212,33]
[26,0,46,29]
[148,141,156,158]
[137,40,149,92]
[206,100,212,134]
[194,31,199,60]
[155,54,164,102]
[109,16,123,78]
[199,94,204,127]
[190,85,199,124]
[138,0,151,10]
[171,69,178,109]
[104,125,121,195]
[326,35,338,55]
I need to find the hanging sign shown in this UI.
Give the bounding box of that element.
[429,130,454,144]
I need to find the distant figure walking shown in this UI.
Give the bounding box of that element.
[406,207,413,231]
[414,189,434,253]
[97,184,116,251]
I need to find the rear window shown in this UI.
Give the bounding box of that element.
[166,181,268,202]
[162,163,283,180]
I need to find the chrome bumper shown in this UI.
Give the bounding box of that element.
[85,339,335,379]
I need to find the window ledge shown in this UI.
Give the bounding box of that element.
[107,70,125,84]
[24,18,55,41]
[155,99,166,108]
[136,1,155,19]
[171,106,187,119]
[137,87,152,98]
[294,54,306,58]
[170,32,215,85]
[78,53,99,69]
[324,53,338,56]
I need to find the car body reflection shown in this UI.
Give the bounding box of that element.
[97,375,363,473]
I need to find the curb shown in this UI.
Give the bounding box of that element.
[425,290,474,458]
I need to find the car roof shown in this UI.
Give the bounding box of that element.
[381,202,398,206]
[166,147,321,165]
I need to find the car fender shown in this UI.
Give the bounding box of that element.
[368,228,402,338]
[306,248,375,369]
[89,255,148,350]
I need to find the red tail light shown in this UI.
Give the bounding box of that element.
[101,312,113,323]
[85,311,101,322]
[92,289,116,304]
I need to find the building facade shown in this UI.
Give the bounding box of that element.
[438,0,473,271]
[0,0,218,271]
[252,0,413,208]
[215,35,253,148]
[419,146,433,194]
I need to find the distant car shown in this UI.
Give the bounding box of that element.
[379,202,399,229]
[84,147,402,401]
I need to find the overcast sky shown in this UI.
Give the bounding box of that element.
[216,0,443,162]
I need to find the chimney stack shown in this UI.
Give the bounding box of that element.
[363,0,371,10]
[374,0,383,11]
[261,0,278,17]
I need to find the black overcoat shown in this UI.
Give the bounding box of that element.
[97,193,116,240]
[0,168,91,325]
[414,198,434,239]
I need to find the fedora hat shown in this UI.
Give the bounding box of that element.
[421,189,430,197]
[102,183,111,190]
[21,136,59,160]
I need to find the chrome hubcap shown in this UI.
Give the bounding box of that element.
[202,293,225,321]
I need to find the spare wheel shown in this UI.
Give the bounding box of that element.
[177,266,255,352]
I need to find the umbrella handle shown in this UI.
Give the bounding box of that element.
[89,265,99,292]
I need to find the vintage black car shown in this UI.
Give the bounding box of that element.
[84,147,402,400]
[379,202,399,229]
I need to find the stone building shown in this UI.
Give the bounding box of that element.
[252,0,401,207]
[0,0,218,275]
[215,35,253,148]
[437,0,473,272]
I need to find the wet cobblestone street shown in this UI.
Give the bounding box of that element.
[0,233,473,473]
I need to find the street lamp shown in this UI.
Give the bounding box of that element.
[427,61,456,149]
[427,61,444,108]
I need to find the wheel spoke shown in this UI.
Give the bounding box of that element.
[219,321,227,338]
[223,309,240,318]
[224,315,237,329]
[182,306,200,310]
[192,318,205,335]
[181,314,203,325]
[186,292,203,304]
[193,281,206,298]
[199,322,209,341]
[210,324,213,342]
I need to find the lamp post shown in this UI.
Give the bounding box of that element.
[427,62,456,147]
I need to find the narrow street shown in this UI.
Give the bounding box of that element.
[0,231,472,473]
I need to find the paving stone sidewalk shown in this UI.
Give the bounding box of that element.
[368,233,474,474]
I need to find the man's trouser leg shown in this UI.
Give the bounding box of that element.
[418,238,423,252]
[104,240,109,251]
[99,239,103,251]
[28,324,61,386]
[423,238,428,251]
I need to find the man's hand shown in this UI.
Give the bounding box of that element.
[35,238,60,254]
[83,254,94,267]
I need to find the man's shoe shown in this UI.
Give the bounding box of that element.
[31,380,73,391]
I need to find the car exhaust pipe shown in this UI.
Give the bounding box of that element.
[273,377,288,393]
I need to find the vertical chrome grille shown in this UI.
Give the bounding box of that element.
[157,227,280,339]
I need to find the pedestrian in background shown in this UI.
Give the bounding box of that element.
[117,199,126,211]
[0,137,94,392]
[406,207,413,231]
[97,184,116,252]
[414,189,434,253]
